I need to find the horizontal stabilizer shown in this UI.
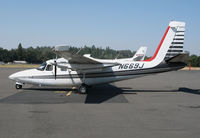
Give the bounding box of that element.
[166,53,189,64]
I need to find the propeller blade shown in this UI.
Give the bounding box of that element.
[55,65,57,80]
[54,60,57,80]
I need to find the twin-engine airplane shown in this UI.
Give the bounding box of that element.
[9,21,189,93]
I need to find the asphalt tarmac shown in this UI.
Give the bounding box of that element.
[0,68,200,138]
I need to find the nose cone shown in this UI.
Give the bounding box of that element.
[8,69,35,81]
[9,73,17,80]
[8,71,24,81]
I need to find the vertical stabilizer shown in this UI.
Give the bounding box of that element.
[144,21,185,62]
[132,46,147,61]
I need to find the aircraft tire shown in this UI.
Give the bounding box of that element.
[15,84,22,89]
[79,84,87,94]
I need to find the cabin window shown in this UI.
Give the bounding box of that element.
[37,62,46,71]
[46,65,53,71]
[61,68,67,71]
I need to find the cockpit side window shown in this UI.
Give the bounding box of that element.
[37,62,47,71]
[46,65,53,71]
[60,67,67,71]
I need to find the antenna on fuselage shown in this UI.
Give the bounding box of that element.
[76,47,82,54]
[115,52,120,59]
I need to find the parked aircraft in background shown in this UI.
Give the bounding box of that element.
[9,21,188,93]
[83,46,147,63]
[83,47,147,63]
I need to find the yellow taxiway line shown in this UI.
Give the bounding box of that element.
[66,91,72,96]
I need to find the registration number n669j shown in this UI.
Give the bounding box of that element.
[118,63,144,70]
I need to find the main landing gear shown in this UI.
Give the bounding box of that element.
[78,84,88,94]
[78,72,88,94]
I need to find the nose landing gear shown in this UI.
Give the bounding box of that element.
[15,84,22,89]
[15,82,23,89]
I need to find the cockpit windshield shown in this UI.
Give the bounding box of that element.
[37,62,47,71]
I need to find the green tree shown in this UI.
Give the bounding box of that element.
[17,43,23,60]
[189,54,200,67]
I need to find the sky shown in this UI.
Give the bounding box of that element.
[0,0,200,56]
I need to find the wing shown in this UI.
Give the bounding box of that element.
[53,46,101,64]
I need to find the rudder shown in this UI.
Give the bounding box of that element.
[164,21,185,60]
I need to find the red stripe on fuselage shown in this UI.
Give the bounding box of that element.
[143,26,170,61]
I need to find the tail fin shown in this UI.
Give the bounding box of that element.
[144,21,186,62]
[132,46,147,61]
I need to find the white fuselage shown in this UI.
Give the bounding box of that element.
[8,58,180,87]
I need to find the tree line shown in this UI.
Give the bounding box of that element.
[0,43,135,64]
[0,43,55,63]
[0,43,199,67]
[189,55,200,67]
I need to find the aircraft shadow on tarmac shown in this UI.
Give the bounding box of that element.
[0,85,199,104]
[178,87,200,95]
[0,84,131,104]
